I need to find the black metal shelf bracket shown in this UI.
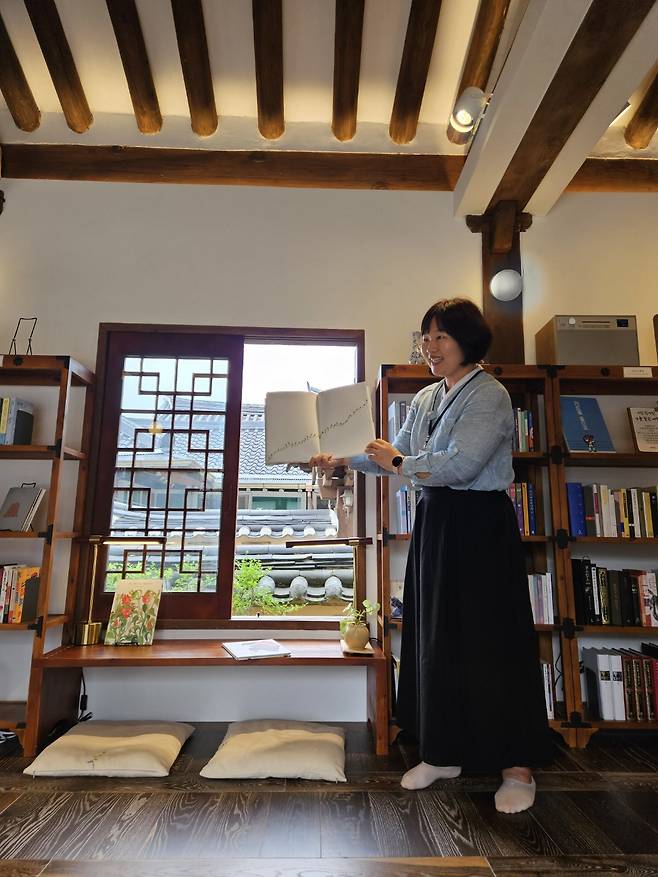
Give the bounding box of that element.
[27,616,44,637]
[561,617,583,639]
[556,529,570,550]
[550,445,564,465]
[561,711,592,729]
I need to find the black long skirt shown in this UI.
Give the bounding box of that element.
[396,486,554,771]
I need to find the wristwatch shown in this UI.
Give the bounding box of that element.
[391,454,404,473]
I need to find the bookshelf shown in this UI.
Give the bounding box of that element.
[553,365,658,746]
[0,355,94,751]
[375,363,658,749]
[374,364,574,746]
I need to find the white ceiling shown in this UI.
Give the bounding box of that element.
[0,0,656,157]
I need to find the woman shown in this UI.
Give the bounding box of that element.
[311,298,553,814]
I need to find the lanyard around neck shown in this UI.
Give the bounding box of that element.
[427,369,483,440]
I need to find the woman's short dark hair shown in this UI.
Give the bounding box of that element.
[420,298,492,364]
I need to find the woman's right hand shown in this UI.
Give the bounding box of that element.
[309,453,347,472]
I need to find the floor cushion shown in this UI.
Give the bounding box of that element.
[200,719,346,782]
[23,720,194,777]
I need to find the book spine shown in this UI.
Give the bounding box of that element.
[631,655,646,722]
[583,486,596,537]
[608,570,623,627]
[621,652,636,721]
[598,567,610,625]
[642,656,655,722]
[527,483,536,535]
[582,559,598,625]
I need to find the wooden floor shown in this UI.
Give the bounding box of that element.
[1,724,657,876]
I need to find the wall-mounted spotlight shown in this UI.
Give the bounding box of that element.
[490,268,523,302]
[449,86,487,134]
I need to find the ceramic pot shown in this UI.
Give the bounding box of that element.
[343,622,369,650]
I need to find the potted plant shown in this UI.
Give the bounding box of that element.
[340,599,380,650]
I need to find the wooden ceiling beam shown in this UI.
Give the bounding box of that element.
[389,0,443,145]
[567,157,658,192]
[332,0,365,142]
[490,0,656,209]
[170,0,217,137]
[106,0,162,134]
[0,145,464,190]
[252,0,284,139]
[447,0,510,146]
[0,11,40,132]
[2,145,657,194]
[624,71,658,149]
[24,0,92,133]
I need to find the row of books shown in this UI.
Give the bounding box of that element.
[0,485,46,532]
[583,644,657,723]
[0,565,40,623]
[567,482,657,538]
[571,559,658,627]
[528,573,554,625]
[512,408,536,452]
[393,485,419,534]
[506,482,538,536]
[0,398,34,445]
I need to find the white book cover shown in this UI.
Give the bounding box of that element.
[543,573,554,625]
[222,638,292,660]
[605,649,626,720]
[265,382,375,464]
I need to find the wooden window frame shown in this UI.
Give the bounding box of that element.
[84,323,366,630]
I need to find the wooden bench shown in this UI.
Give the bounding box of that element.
[26,638,389,756]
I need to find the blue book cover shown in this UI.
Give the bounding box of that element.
[566,482,586,536]
[560,397,615,453]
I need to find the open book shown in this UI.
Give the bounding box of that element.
[222,638,292,660]
[265,382,375,465]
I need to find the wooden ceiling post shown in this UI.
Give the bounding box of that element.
[170,0,218,136]
[24,0,92,133]
[0,11,40,132]
[332,0,365,142]
[389,0,442,144]
[252,0,284,139]
[624,70,658,150]
[106,0,162,134]
[466,203,532,364]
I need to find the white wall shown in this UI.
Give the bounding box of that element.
[1,180,656,720]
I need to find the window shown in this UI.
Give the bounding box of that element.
[89,326,364,624]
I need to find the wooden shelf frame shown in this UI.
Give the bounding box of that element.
[0,354,95,753]
[32,638,390,755]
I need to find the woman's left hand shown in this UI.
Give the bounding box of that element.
[365,439,400,472]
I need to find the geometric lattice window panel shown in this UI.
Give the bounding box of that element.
[107,356,228,594]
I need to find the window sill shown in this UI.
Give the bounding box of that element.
[154,617,341,631]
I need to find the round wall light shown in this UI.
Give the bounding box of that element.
[489,268,523,302]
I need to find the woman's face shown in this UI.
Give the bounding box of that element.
[421,319,465,379]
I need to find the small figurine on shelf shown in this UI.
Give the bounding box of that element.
[408,331,424,364]
[391,596,403,620]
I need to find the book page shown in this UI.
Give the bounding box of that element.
[265,391,321,464]
[316,382,375,458]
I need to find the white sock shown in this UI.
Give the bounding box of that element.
[400,761,461,790]
[495,777,536,813]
